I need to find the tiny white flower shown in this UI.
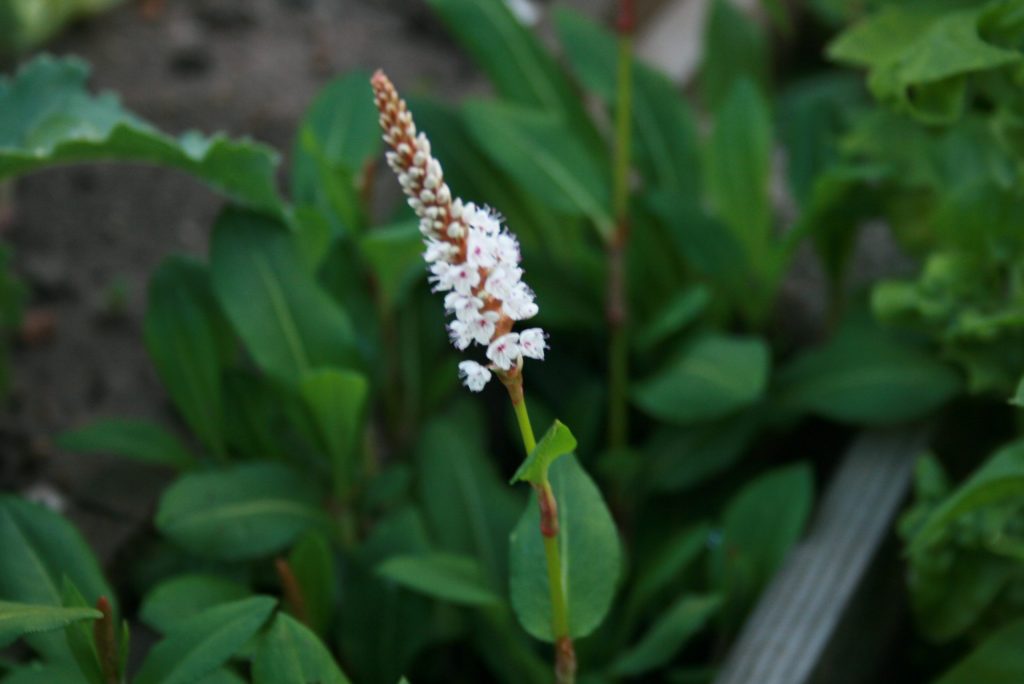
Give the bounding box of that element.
[485,265,522,301]
[458,360,492,392]
[424,239,455,263]
[470,310,501,345]
[429,261,456,292]
[487,332,521,370]
[444,292,483,321]
[448,320,474,350]
[493,232,520,265]
[451,263,481,295]
[465,227,497,269]
[519,328,547,360]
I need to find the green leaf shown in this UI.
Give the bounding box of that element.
[57,418,195,470]
[134,596,276,684]
[462,100,613,237]
[1,0,123,56]
[633,334,770,426]
[140,575,251,635]
[292,70,379,235]
[623,525,711,632]
[0,56,282,213]
[510,420,577,485]
[644,412,761,492]
[705,79,774,277]
[156,462,328,561]
[827,3,1021,124]
[210,207,360,385]
[935,617,1024,684]
[358,220,423,310]
[0,496,114,660]
[611,594,722,676]
[425,0,593,135]
[299,368,368,500]
[774,315,962,425]
[417,406,523,586]
[509,455,622,642]
[253,613,350,684]
[377,552,502,607]
[0,664,89,684]
[702,0,769,110]
[144,256,230,457]
[910,439,1024,554]
[0,601,100,645]
[60,579,104,684]
[710,464,813,625]
[288,532,336,637]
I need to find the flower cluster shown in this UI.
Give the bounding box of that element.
[371,70,547,392]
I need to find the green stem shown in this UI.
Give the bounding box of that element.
[510,386,576,684]
[607,4,635,451]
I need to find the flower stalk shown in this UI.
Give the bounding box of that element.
[608,0,636,450]
[372,70,573,682]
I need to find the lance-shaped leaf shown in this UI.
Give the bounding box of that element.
[377,553,502,607]
[611,594,722,676]
[0,601,100,647]
[134,597,276,684]
[0,56,283,213]
[300,368,369,501]
[140,575,251,635]
[509,456,622,642]
[156,463,328,561]
[253,613,351,684]
[510,420,577,486]
[57,418,195,470]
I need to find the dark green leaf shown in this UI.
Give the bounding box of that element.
[935,617,1024,684]
[0,601,100,645]
[774,316,961,425]
[156,462,328,561]
[57,418,195,470]
[288,532,336,637]
[633,334,770,426]
[509,455,622,641]
[145,256,230,457]
[253,613,351,684]
[510,420,577,485]
[140,575,251,635]
[299,368,368,500]
[377,553,502,607]
[358,220,423,310]
[462,100,613,237]
[612,594,722,676]
[0,496,114,660]
[210,207,360,384]
[702,0,769,110]
[0,56,282,213]
[134,596,276,684]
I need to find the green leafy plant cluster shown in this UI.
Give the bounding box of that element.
[1,0,1015,682]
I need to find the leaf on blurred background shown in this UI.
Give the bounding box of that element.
[156,462,328,561]
[644,411,762,492]
[510,420,577,486]
[910,439,1024,554]
[773,312,962,425]
[253,613,351,684]
[140,575,251,635]
[702,0,770,111]
[0,601,100,647]
[462,100,613,238]
[291,70,380,236]
[705,79,775,281]
[935,617,1024,684]
[633,334,770,426]
[358,220,423,311]
[57,418,195,470]
[144,256,232,457]
[134,596,276,684]
[416,405,523,586]
[828,3,1021,124]
[60,580,106,684]
[710,463,813,628]
[287,531,337,638]
[377,552,502,607]
[426,0,600,150]
[299,368,368,501]
[0,496,114,661]
[611,594,722,677]
[0,56,283,213]
[509,455,622,642]
[0,663,89,684]
[554,9,701,198]
[210,207,360,385]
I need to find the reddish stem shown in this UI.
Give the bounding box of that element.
[93,596,118,684]
[275,557,311,627]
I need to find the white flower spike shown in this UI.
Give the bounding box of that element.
[372,70,548,393]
